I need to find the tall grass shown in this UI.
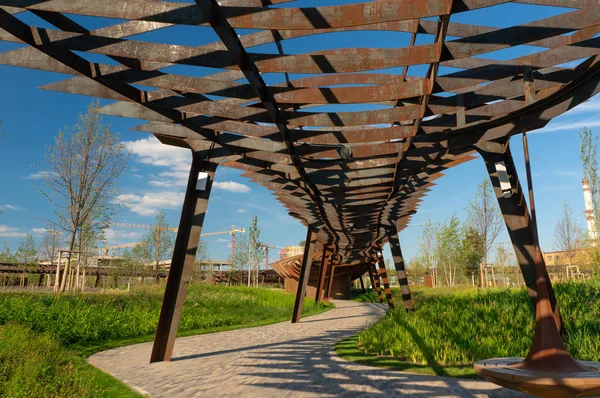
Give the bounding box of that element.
[0,285,332,397]
[354,281,600,368]
[0,285,330,351]
[0,323,138,398]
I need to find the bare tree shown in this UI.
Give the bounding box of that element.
[39,229,64,265]
[230,233,249,285]
[42,100,130,292]
[248,214,264,287]
[192,238,211,283]
[465,178,503,285]
[494,243,518,286]
[554,202,585,265]
[136,211,175,281]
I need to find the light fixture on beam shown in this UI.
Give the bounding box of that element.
[494,162,512,198]
[339,145,352,160]
[196,172,209,191]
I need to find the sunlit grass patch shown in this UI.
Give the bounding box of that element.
[340,281,600,378]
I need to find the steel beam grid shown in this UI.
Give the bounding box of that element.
[0,0,599,272]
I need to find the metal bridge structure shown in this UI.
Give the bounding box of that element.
[1,0,600,394]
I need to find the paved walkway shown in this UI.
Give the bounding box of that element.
[90,301,529,397]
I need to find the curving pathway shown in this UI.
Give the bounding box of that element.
[90,300,529,397]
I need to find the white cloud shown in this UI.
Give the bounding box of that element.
[531,117,600,135]
[237,208,247,213]
[0,225,27,238]
[31,228,48,235]
[104,228,144,244]
[1,204,23,211]
[123,136,195,187]
[216,238,229,243]
[214,181,251,193]
[114,191,184,216]
[149,170,189,188]
[23,171,55,180]
[123,136,191,170]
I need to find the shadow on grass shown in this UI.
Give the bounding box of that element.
[335,335,478,379]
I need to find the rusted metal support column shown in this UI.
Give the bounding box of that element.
[387,233,414,311]
[375,250,394,308]
[369,262,384,303]
[315,250,329,303]
[150,154,217,363]
[324,262,335,300]
[475,140,562,331]
[292,226,319,323]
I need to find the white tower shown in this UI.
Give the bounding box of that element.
[582,178,598,243]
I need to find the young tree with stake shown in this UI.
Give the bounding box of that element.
[465,179,503,287]
[553,202,586,266]
[42,100,130,292]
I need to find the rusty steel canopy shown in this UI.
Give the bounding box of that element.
[1,0,600,265]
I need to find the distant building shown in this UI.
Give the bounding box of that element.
[279,246,303,260]
[543,251,568,266]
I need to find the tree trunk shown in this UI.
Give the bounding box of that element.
[60,230,77,292]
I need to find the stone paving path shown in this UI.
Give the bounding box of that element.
[90,300,530,397]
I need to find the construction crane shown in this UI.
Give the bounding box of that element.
[111,222,178,232]
[263,244,284,270]
[102,224,245,256]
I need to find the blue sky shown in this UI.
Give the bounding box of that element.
[0,2,599,265]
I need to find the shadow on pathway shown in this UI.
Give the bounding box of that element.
[89,300,530,397]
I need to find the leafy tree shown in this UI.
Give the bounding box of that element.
[39,229,64,265]
[248,214,264,287]
[42,100,130,291]
[16,234,37,264]
[554,202,586,265]
[436,216,463,286]
[0,242,14,263]
[580,127,600,244]
[407,257,427,286]
[415,216,464,287]
[384,257,396,284]
[465,178,503,286]
[299,240,306,248]
[460,226,484,279]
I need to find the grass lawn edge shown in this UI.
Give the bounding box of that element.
[78,301,335,358]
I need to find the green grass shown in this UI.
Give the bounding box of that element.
[0,323,138,398]
[338,281,600,378]
[0,285,333,397]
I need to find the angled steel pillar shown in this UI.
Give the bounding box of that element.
[375,250,394,308]
[292,226,319,323]
[324,262,335,300]
[369,262,384,303]
[315,250,329,303]
[359,274,366,293]
[388,233,414,311]
[150,154,217,363]
[475,140,562,332]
